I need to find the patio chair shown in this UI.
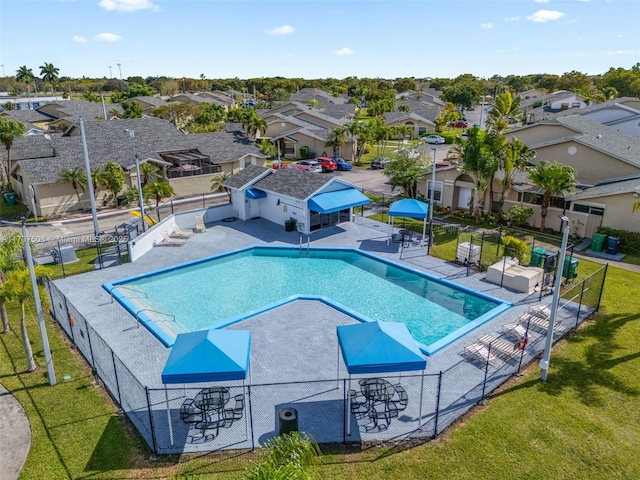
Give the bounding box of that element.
[387,385,408,418]
[367,404,392,431]
[223,394,245,427]
[478,334,520,361]
[348,389,371,416]
[194,215,206,233]
[180,398,203,424]
[171,223,194,239]
[463,342,500,367]
[160,230,186,246]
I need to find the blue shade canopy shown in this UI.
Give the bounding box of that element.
[388,198,429,219]
[309,189,370,214]
[246,188,267,199]
[161,329,251,383]
[337,321,426,374]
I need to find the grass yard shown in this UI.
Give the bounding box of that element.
[1,232,638,479]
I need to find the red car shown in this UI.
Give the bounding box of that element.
[316,156,338,172]
[448,120,468,128]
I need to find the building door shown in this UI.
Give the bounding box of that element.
[585,214,603,238]
[457,187,472,209]
[248,199,260,219]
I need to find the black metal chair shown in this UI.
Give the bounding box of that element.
[223,394,245,427]
[180,398,203,424]
[387,385,408,417]
[348,389,370,417]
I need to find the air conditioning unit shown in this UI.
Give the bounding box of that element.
[296,222,305,233]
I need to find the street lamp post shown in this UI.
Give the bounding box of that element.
[117,63,122,80]
[428,148,437,254]
[109,66,112,79]
[79,118,103,268]
[125,129,146,232]
[540,215,570,381]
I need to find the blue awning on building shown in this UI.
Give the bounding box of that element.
[308,189,370,214]
[246,188,267,199]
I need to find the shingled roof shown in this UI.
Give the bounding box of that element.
[252,167,338,200]
[224,165,271,190]
[7,117,265,185]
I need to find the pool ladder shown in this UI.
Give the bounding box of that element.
[299,236,310,256]
[108,284,148,303]
[135,308,176,328]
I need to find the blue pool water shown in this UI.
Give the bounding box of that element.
[105,247,510,354]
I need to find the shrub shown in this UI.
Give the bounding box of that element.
[596,226,640,255]
[506,205,534,228]
[501,235,529,263]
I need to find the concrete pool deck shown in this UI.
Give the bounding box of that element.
[49,215,589,452]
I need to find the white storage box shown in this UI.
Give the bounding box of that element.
[456,242,481,264]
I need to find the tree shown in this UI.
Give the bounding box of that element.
[39,62,59,95]
[159,79,180,97]
[101,162,125,205]
[4,264,52,372]
[344,121,364,161]
[143,181,175,221]
[528,161,577,232]
[139,162,159,186]
[258,139,277,157]
[15,66,35,95]
[487,91,521,134]
[240,110,267,140]
[210,173,232,202]
[58,167,88,209]
[121,100,143,118]
[0,117,26,190]
[0,230,24,333]
[498,139,535,216]
[383,149,425,199]
[325,126,347,157]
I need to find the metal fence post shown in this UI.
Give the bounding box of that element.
[85,319,96,369]
[496,226,502,256]
[111,351,122,406]
[433,371,442,439]
[576,280,587,329]
[62,296,76,345]
[481,344,492,400]
[343,378,347,443]
[145,387,159,458]
[596,264,608,311]
[247,385,256,451]
[57,239,66,278]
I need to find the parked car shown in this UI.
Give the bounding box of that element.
[422,135,446,145]
[332,156,353,171]
[294,160,322,173]
[371,157,392,169]
[448,120,469,128]
[316,156,338,172]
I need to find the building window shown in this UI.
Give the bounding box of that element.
[418,126,427,135]
[284,141,295,155]
[427,180,443,202]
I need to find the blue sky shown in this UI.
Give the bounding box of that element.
[0,0,637,80]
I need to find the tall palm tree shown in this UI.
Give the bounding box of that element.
[498,139,535,216]
[487,91,521,134]
[15,66,35,95]
[58,167,87,209]
[528,161,577,232]
[344,121,364,161]
[143,181,175,222]
[325,126,347,157]
[4,265,52,372]
[39,62,59,95]
[210,173,231,202]
[0,231,24,334]
[139,162,159,187]
[0,117,26,191]
[241,110,267,140]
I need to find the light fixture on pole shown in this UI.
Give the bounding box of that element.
[428,148,437,254]
[540,215,570,381]
[125,129,146,232]
[21,216,56,385]
[109,66,112,79]
[117,63,122,80]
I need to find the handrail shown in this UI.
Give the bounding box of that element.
[109,284,148,303]
[135,308,176,328]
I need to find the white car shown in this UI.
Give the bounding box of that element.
[423,135,446,145]
[294,160,323,173]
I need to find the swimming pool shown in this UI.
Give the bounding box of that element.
[104,246,511,354]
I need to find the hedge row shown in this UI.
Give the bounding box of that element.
[596,226,640,255]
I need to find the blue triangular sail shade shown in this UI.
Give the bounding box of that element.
[388,198,429,219]
[309,189,370,214]
[337,321,426,375]
[161,329,251,383]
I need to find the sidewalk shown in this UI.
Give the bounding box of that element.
[0,383,30,480]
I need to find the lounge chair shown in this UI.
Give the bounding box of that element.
[463,342,500,366]
[477,334,520,361]
[194,215,206,233]
[502,322,528,340]
[171,223,194,239]
[160,231,186,246]
[530,304,552,318]
[519,312,567,335]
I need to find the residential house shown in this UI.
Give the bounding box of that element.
[4,117,266,217]
[395,89,445,108]
[548,97,640,137]
[384,109,439,139]
[224,165,369,234]
[290,88,349,108]
[129,96,168,114]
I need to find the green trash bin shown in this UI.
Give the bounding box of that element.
[590,233,607,252]
[3,192,17,206]
[563,257,579,279]
[530,247,546,267]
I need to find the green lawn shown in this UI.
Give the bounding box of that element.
[1,232,638,479]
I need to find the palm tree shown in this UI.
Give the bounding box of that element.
[528,161,577,232]
[15,66,35,96]
[142,181,175,222]
[139,162,159,187]
[0,231,24,334]
[4,265,52,372]
[90,166,104,191]
[498,139,535,216]
[325,126,347,157]
[241,110,267,140]
[344,121,364,161]
[210,173,231,202]
[487,91,521,134]
[39,62,59,95]
[58,167,87,209]
[0,117,26,191]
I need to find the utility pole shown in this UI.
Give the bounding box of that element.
[109,66,112,78]
[117,63,122,80]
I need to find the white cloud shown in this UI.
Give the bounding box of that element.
[266,25,295,36]
[607,50,634,55]
[534,0,549,3]
[72,35,87,43]
[98,0,160,13]
[334,47,355,56]
[527,9,565,22]
[480,23,493,29]
[504,16,520,21]
[94,32,123,42]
